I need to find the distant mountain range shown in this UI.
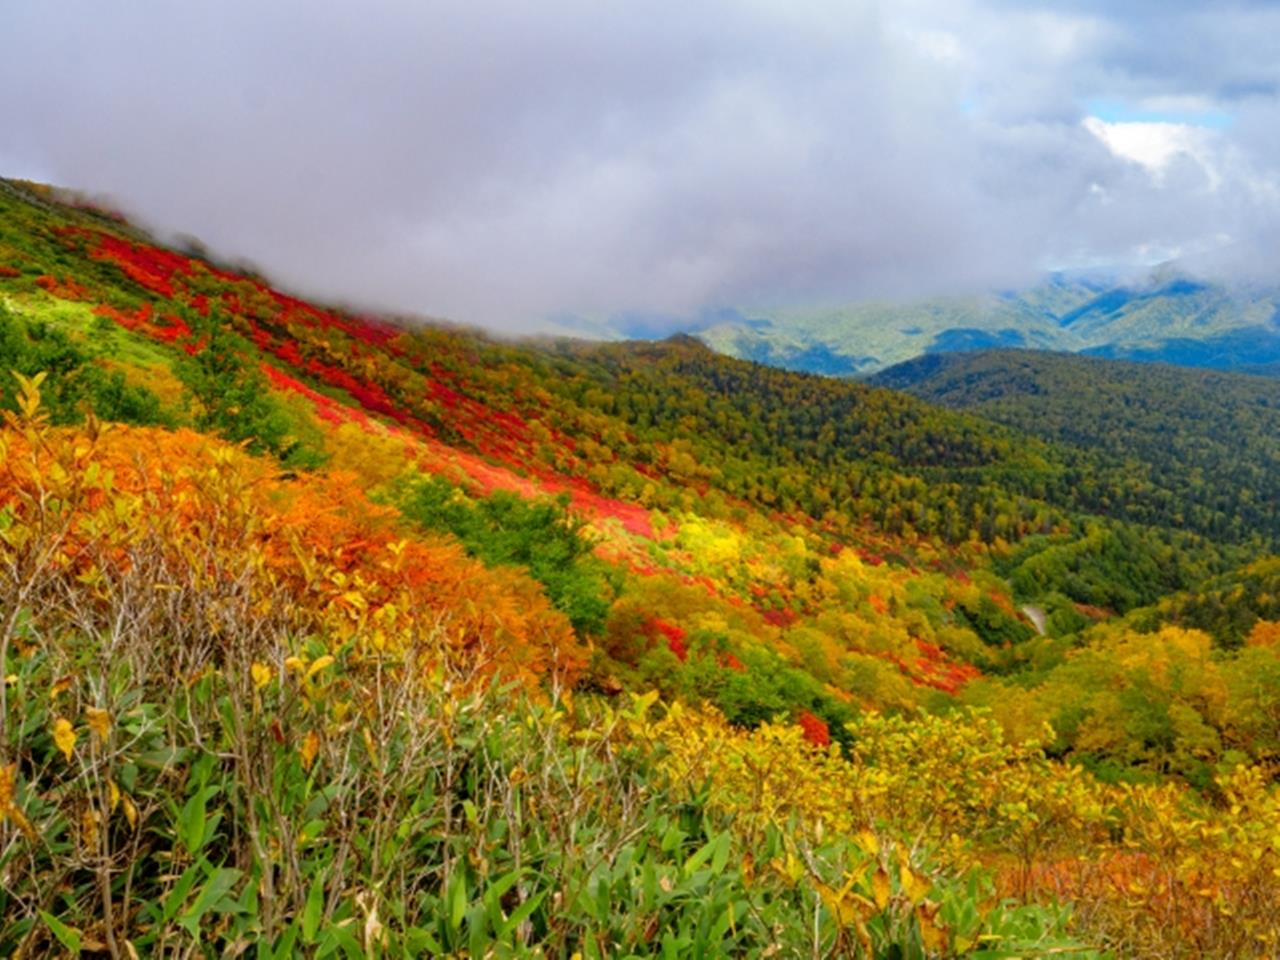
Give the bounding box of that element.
[683,267,1280,377]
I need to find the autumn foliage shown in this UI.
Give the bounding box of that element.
[0,381,585,691]
[5,178,1280,956]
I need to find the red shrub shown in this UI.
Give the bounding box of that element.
[35,274,87,299]
[90,234,192,297]
[797,711,830,747]
[650,618,688,661]
[720,652,746,672]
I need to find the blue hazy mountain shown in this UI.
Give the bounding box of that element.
[690,267,1280,377]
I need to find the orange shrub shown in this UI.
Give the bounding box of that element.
[0,392,585,691]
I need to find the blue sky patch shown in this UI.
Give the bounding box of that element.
[1085,98,1234,129]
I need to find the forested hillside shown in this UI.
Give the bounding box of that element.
[872,349,1280,549]
[2,178,1280,957]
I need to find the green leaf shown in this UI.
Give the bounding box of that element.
[709,904,733,943]
[660,820,684,853]
[448,872,468,931]
[271,921,300,960]
[483,867,525,930]
[299,818,327,844]
[302,870,326,943]
[498,890,546,942]
[178,867,242,937]
[405,926,445,954]
[179,785,219,855]
[316,921,363,960]
[710,831,731,875]
[467,903,490,958]
[39,911,81,954]
[161,862,204,923]
[682,836,718,878]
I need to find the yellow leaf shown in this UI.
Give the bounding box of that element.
[300,730,320,772]
[86,707,111,741]
[783,849,804,885]
[251,662,272,689]
[901,865,931,905]
[818,882,858,927]
[50,676,73,701]
[631,689,660,716]
[872,867,892,909]
[53,717,77,761]
[855,830,880,857]
[919,910,947,953]
[108,779,121,814]
[82,806,99,848]
[122,794,139,830]
[0,762,36,839]
[306,655,335,680]
[284,656,307,674]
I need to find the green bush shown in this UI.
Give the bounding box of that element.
[175,307,324,467]
[395,475,616,636]
[0,302,170,427]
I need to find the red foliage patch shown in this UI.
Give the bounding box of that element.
[908,638,982,695]
[89,234,192,297]
[559,477,655,539]
[650,618,688,661]
[761,607,797,628]
[35,274,87,300]
[0,265,20,279]
[260,362,372,429]
[796,710,831,747]
[425,378,465,409]
[301,357,415,426]
[1073,602,1113,620]
[987,591,1019,617]
[720,652,746,672]
[94,303,193,345]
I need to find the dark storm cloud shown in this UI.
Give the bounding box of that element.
[2,0,1278,330]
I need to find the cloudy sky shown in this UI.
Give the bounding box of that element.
[3,1,1279,330]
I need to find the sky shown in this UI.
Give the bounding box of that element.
[3,0,1279,331]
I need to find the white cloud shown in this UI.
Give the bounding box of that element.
[1082,116,1221,186]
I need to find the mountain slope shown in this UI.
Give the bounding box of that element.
[4,178,1280,955]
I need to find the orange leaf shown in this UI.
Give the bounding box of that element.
[300,730,320,772]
